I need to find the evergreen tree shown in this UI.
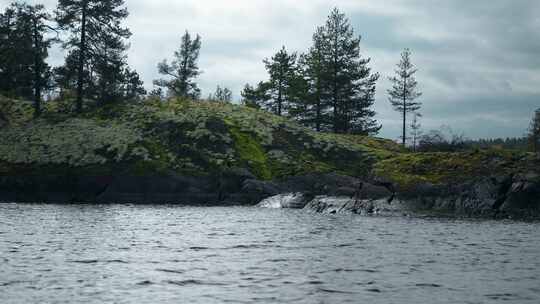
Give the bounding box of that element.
[122,68,146,101]
[240,82,269,109]
[0,2,55,116]
[53,49,85,99]
[208,85,232,103]
[0,4,27,98]
[528,108,540,153]
[20,3,56,117]
[298,27,328,131]
[148,87,164,101]
[320,8,380,134]
[154,31,202,99]
[262,46,298,116]
[93,43,126,103]
[56,0,131,112]
[388,48,422,146]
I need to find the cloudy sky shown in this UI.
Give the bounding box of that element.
[4,0,540,140]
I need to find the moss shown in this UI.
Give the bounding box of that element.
[1,96,534,185]
[372,149,536,190]
[228,126,272,180]
[125,140,173,175]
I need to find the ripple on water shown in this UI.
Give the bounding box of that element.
[1,205,540,304]
[156,268,185,274]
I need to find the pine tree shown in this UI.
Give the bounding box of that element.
[0,3,55,117]
[56,0,131,112]
[53,49,85,99]
[122,68,146,101]
[410,112,422,152]
[262,46,298,116]
[388,48,422,146]
[320,8,380,134]
[240,82,269,109]
[297,27,328,131]
[0,5,25,98]
[21,4,56,117]
[208,85,232,103]
[154,31,202,99]
[528,108,540,153]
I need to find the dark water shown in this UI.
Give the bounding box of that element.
[1,204,539,304]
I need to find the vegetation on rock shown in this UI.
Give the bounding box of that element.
[3,95,535,193]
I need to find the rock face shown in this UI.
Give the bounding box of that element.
[386,174,540,218]
[1,171,539,218]
[303,196,403,216]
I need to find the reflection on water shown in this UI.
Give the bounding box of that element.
[1,203,539,303]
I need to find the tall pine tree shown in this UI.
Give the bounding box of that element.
[388,48,422,146]
[298,27,328,131]
[261,46,298,116]
[0,3,55,117]
[310,8,380,134]
[154,31,202,100]
[56,0,131,112]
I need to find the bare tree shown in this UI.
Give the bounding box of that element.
[388,48,422,146]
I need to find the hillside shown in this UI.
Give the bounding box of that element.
[1,96,539,216]
[0,96,404,179]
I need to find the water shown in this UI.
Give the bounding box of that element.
[1,203,539,304]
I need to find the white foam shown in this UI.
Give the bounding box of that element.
[257,193,304,209]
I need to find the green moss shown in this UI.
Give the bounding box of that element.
[125,140,172,175]
[372,149,535,190]
[229,126,272,180]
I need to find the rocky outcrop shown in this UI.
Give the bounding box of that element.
[388,173,540,218]
[1,171,538,218]
[1,97,538,218]
[257,173,540,219]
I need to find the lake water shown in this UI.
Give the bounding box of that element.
[1,203,539,304]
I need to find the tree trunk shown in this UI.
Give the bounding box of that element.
[402,76,408,146]
[277,79,282,116]
[315,97,321,132]
[76,3,87,113]
[32,18,41,118]
[402,103,406,146]
[315,71,322,132]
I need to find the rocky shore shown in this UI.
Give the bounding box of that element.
[1,96,539,218]
[257,173,540,219]
[1,171,539,219]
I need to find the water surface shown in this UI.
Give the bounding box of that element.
[1,204,539,303]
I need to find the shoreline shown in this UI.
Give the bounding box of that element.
[1,172,538,220]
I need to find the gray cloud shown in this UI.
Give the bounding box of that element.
[3,0,539,140]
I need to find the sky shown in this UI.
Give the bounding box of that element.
[2,0,540,140]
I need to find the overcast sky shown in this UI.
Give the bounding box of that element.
[3,0,540,140]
